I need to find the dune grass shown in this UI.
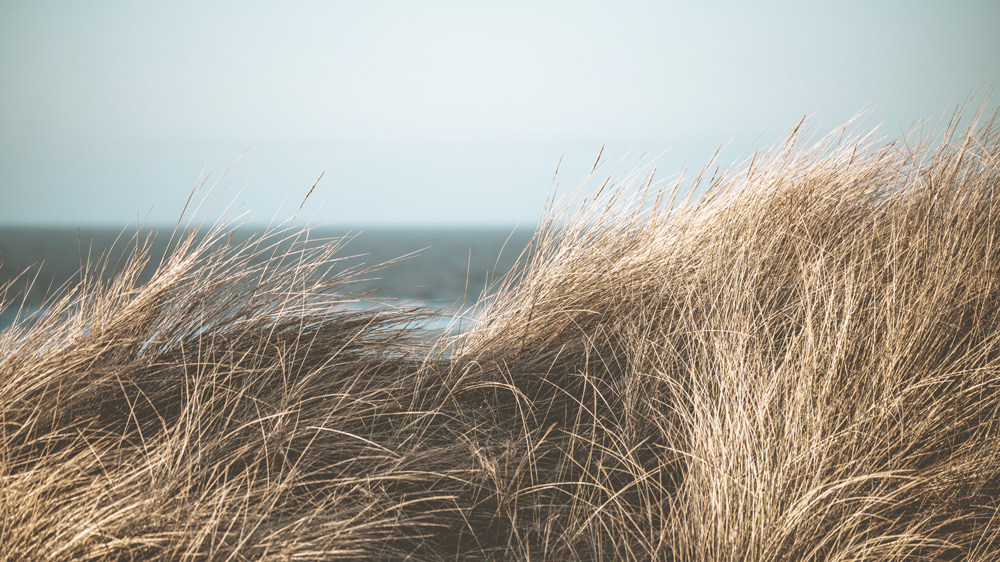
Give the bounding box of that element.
[2,107,1000,560]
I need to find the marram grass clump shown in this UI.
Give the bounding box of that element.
[3,109,1000,561]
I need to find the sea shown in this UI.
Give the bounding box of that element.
[0,226,536,332]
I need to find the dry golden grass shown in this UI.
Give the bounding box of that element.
[2,106,999,560]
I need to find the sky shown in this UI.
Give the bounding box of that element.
[1,0,999,227]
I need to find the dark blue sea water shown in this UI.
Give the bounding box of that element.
[0,226,535,331]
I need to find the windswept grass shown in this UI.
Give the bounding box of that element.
[2,106,1000,560]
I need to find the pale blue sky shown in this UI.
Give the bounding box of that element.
[1,0,998,226]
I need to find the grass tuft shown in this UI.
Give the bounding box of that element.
[3,106,1000,560]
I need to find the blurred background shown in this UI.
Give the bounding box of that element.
[2,0,999,326]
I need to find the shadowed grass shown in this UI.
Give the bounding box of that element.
[2,105,1000,560]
